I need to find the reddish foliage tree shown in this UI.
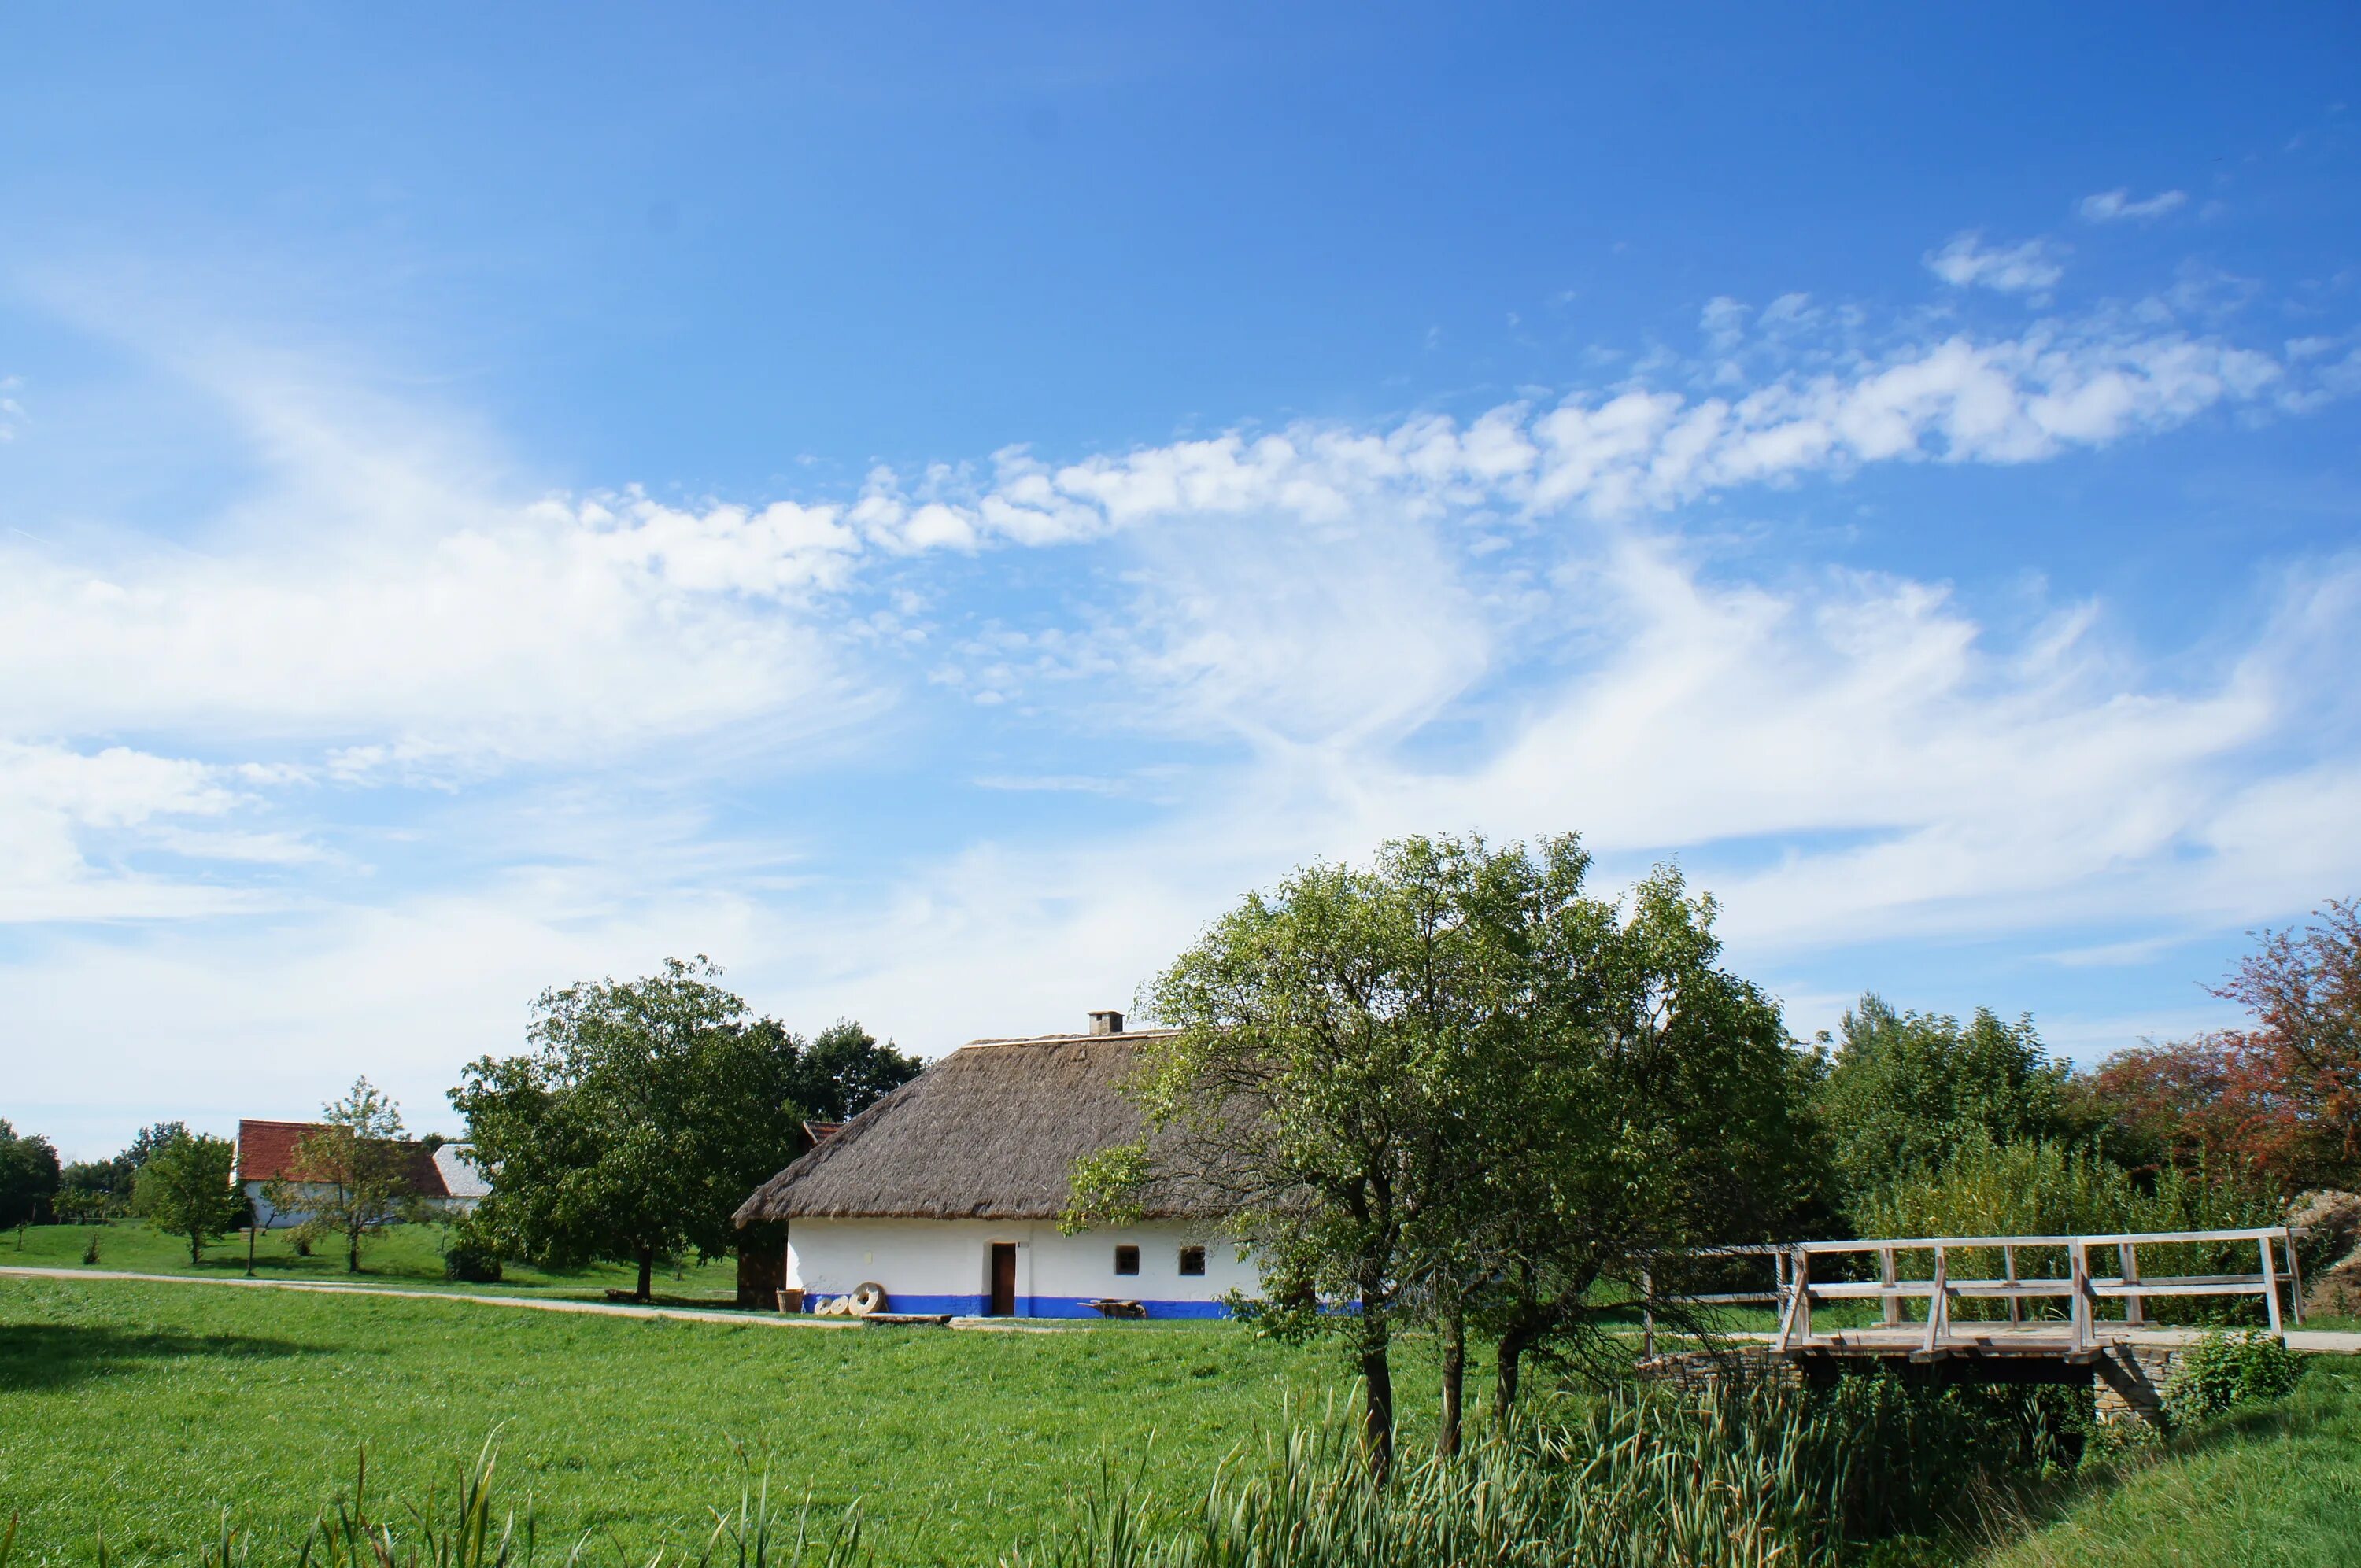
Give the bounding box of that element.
[2082,1035,2261,1179]
[2212,900,2361,1189]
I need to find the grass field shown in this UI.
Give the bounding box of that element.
[0,1271,1443,1567]
[0,1220,738,1302]
[8,1234,2360,1568]
[1980,1359,2361,1567]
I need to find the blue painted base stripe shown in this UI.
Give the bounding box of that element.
[802,1292,1231,1320]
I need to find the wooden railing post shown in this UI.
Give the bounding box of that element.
[2120,1240,2145,1326]
[1881,1246,1901,1326]
[1919,1246,1949,1356]
[2070,1240,2090,1352]
[1775,1246,1813,1353]
[2261,1234,2285,1339]
[2004,1243,2022,1325]
[1641,1267,1655,1360]
[2286,1230,2306,1327]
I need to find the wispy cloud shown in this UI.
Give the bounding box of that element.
[2079,187,2189,223]
[1925,232,2066,294]
[4,227,2358,1149]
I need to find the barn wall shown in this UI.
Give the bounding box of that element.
[787,1217,1255,1318]
[243,1180,478,1228]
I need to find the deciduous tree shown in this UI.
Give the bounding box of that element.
[1814,997,2071,1209]
[2211,899,2361,1187]
[1080,835,1812,1471]
[0,1120,61,1233]
[265,1079,422,1272]
[454,959,903,1301]
[132,1132,246,1264]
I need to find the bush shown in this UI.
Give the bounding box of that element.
[1853,1133,2281,1323]
[2160,1329,2304,1427]
[443,1235,504,1284]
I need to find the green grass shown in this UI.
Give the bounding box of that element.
[0,1220,737,1301]
[1972,1360,2361,1568]
[0,1273,1444,1567]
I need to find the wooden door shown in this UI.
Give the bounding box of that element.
[989,1242,1018,1316]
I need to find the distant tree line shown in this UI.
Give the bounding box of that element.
[1066,832,2361,1478]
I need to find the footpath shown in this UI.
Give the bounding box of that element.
[0,1265,1075,1332]
[9,1267,2356,1348]
[0,1264,857,1330]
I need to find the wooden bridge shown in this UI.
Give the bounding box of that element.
[1639,1226,2307,1418]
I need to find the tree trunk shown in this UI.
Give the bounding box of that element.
[636,1245,656,1302]
[1495,1324,1535,1423]
[347,1226,361,1273]
[1360,1337,1395,1483]
[1437,1304,1465,1458]
[1356,1260,1395,1482]
[189,1230,202,1266]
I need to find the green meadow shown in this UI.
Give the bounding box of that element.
[0,1220,738,1302]
[6,1250,2361,1566]
[0,1271,1435,1567]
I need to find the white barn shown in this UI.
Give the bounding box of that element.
[734,1013,1255,1319]
[235,1119,490,1227]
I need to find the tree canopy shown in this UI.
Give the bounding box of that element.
[1812,996,2072,1210]
[264,1079,422,1272]
[1081,833,1815,1472]
[57,1120,192,1223]
[132,1132,246,1264]
[0,1120,61,1230]
[453,957,918,1301]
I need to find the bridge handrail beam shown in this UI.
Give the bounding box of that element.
[1785,1226,2286,1254]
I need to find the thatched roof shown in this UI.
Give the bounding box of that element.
[734,1029,1232,1223]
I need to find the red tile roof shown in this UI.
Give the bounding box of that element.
[235,1119,458,1197]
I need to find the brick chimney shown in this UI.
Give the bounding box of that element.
[1088,1009,1125,1035]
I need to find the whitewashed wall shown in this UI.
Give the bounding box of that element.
[786,1217,1257,1318]
[242,1180,477,1228]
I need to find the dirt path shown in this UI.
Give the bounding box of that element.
[0,1264,859,1329]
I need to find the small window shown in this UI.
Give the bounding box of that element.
[1179,1245,1206,1277]
[1114,1245,1140,1276]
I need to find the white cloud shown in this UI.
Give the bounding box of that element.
[6,245,2360,1152]
[2080,188,2189,223]
[0,742,275,921]
[1925,232,2067,293]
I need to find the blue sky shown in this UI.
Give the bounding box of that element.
[5,5,2359,1159]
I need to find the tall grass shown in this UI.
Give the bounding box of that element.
[59,1437,871,1568]
[1008,1377,2077,1568]
[7,1382,2081,1568]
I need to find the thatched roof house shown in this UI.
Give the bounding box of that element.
[735,1020,1229,1225]
[738,1012,1257,1319]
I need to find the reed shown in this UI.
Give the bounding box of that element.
[1008,1376,2066,1568]
[28,1379,2073,1567]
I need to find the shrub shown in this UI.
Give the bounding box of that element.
[80,1231,102,1266]
[2160,1329,2304,1428]
[444,1235,505,1284]
[1853,1133,2280,1323]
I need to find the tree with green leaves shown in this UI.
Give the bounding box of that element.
[454,958,907,1301]
[1814,997,2072,1212]
[131,1132,246,1264]
[1073,833,1816,1471]
[1103,838,1481,1478]
[265,1079,423,1272]
[1451,863,1812,1418]
[57,1120,194,1223]
[0,1120,62,1235]
[786,1020,923,1122]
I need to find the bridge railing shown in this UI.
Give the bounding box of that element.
[1639,1227,2304,1360]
